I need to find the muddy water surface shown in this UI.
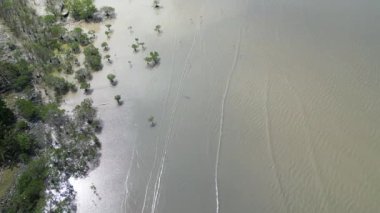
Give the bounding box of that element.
[66,0,380,212]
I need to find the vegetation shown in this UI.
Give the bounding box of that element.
[105,30,111,39]
[131,44,139,52]
[144,51,160,66]
[80,82,91,94]
[105,54,112,63]
[1,98,36,165]
[0,0,113,211]
[6,157,48,212]
[100,6,116,19]
[66,0,97,21]
[107,74,116,84]
[44,75,71,96]
[114,95,121,105]
[84,44,103,71]
[154,25,162,33]
[101,41,109,51]
[153,0,161,9]
[131,38,146,52]
[75,68,92,83]
[148,116,156,127]
[105,24,112,31]
[16,99,41,122]
[0,60,32,93]
[70,27,91,46]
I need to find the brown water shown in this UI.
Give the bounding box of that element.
[66,0,380,212]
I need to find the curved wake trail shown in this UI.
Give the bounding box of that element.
[121,141,138,212]
[150,32,198,212]
[141,30,179,213]
[140,142,157,213]
[215,28,242,213]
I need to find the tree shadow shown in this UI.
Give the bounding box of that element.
[145,61,161,70]
[84,89,94,95]
[111,80,118,86]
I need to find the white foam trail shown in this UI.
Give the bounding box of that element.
[151,24,199,213]
[215,28,242,213]
[121,140,137,212]
[141,141,157,213]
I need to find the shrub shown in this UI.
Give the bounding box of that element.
[8,157,48,212]
[16,99,40,122]
[0,60,32,92]
[67,0,97,21]
[84,45,102,71]
[44,75,70,96]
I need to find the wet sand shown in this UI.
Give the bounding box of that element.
[66,0,380,212]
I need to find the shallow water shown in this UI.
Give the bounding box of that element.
[66,0,380,212]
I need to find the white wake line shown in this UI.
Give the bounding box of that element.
[215,28,242,213]
[149,24,201,213]
[140,141,157,213]
[140,33,179,213]
[121,141,137,212]
[151,32,198,213]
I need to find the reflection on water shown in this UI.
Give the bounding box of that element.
[67,0,380,212]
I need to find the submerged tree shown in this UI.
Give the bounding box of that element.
[105,24,112,31]
[114,95,121,105]
[80,82,91,94]
[153,0,161,9]
[144,51,160,66]
[104,54,112,63]
[101,42,109,51]
[131,44,139,52]
[148,116,156,127]
[88,30,96,40]
[68,0,97,21]
[154,25,162,34]
[107,74,116,84]
[100,6,116,18]
[139,42,146,50]
[105,31,111,39]
[148,116,154,122]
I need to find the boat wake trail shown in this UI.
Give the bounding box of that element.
[215,28,242,213]
[121,140,138,212]
[150,26,199,213]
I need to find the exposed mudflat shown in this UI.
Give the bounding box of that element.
[65,0,380,212]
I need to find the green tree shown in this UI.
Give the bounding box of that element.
[68,0,97,21]
[101,42,109,51]
[15,99,40,122]
[153,0,161,8]
[75,68,92,83]
[104,54,112,63]
[74,98,97,125]
[105,24,112,31]
[131,44,139,52]
[80,82,91,93]
[69,42,81,54]
[154,25,162,33]
[0,98,16,127]
[145,51,160,66]
[8,157,48,212]
[84,45,102,71]
[44,75,70,96]
[114,95,121,105]
[107,74,116,83]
